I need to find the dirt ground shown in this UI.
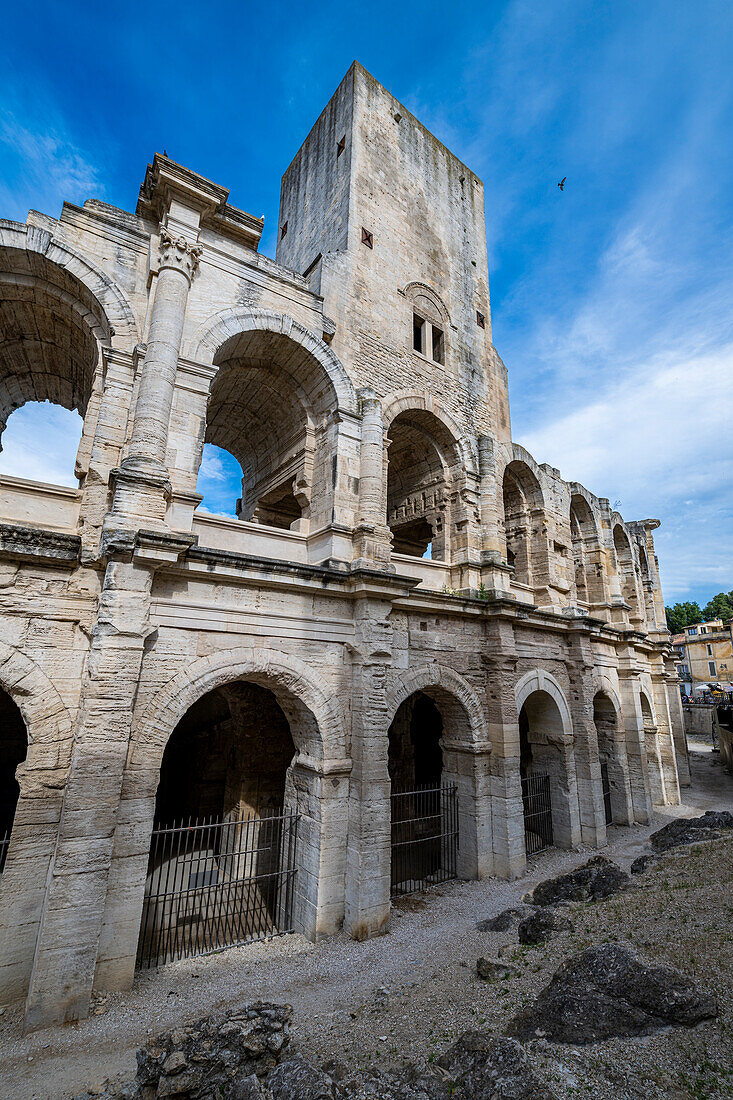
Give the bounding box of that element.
[0,739,731,1100]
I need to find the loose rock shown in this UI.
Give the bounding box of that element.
[475,906,534,933]
[476,958,517,982]
[517,907,573,945]
[528,855,630,907]
[649,810,733,853]
[508,942,718,1044]
[437,1031,559,1098]
[267,1055,338,1099]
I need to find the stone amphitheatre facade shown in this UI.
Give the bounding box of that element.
[0,62,686,1031]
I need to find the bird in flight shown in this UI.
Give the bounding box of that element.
[558,177,566,190]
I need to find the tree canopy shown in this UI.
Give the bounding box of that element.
[666,590,733,634]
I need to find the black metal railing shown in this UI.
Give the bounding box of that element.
[136,809,298,969]
[601,760,613,826]
[390,782,458,897]
[0,829,9,874]
[521,772,554,855]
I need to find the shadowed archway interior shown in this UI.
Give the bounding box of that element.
[0,687,27,868]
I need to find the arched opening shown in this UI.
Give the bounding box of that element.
[637,546,657,627]
[640,691,664,804]
[593,692,627,826]
[0,249,103,468]
[387,410,460,560]
[387,691,457,894]
[0,401,83,486]
[569,495,605,609]
[0,687,27,873]
[503,461,545,589]
[137,681,298,968]
[518,689,576,853]
[613,525,642,622]
[195,443,245,519]
[196,328,339,532]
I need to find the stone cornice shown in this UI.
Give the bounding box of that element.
[0,523,80,567]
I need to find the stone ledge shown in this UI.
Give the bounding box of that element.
[0,523,80,567]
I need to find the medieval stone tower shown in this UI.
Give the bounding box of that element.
[0,62,685,1032]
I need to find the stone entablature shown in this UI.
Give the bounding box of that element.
[0,62,685,1033]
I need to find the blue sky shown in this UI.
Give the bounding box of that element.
[0,0,731,606]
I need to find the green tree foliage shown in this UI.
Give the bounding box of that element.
[665,601,702,634]
[702,590,733,623]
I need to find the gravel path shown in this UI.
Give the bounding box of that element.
[0,740,730,1100]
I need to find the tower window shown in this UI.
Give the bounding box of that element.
[361,227,373,248]
[476,310,485,329]
[431,326,445,364]
[280,221,288,239]
[413,314,425,354]
[709,661,717,676]
[337,136,346,158]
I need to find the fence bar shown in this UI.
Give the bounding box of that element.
[390,783,459,898]
[521,772,554,855]
[136,809,299,969]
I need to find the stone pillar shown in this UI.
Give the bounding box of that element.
[23,534,192,1031]
[484,625,526,879]
[565,632,607,847]
[618,673,652,823]
[344,597,393,939]
[442,740,494,879]
[352,390,393,570]
[664,664,691,787]
[651,671,681,804]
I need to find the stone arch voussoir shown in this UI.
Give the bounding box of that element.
[0,638,74,778]
[0,221,139,347]
[386,664,489,748]
[131,648,347,786]
[185,308,358,415]
[514,669,573,738]
[381,391,477,474]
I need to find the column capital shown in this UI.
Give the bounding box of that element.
[158,226,203,282]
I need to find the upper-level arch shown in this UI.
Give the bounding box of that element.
[186,308,358,414]
[501,454,546,590]
[186,310,358,529]
[382,394,474,560]
[0,224,138,454]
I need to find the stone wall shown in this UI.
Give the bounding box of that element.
[0,63,685,1035]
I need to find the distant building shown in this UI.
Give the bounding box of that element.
[673,619,733,696]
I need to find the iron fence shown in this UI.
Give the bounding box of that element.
[521,772,554,855]
[390,782,458,897]
[136,809,298,969]
[601,760,613,826]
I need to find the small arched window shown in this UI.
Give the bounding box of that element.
[404,283,450,367]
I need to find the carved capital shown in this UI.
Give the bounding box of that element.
[158,226,203,281]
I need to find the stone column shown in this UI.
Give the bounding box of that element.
[344,598,393,939]
[129,228,201,473]
[108,227,201,528]
[352,390,393,570]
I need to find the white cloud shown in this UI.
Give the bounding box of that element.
[0,109,104,222]
[0,403,82,487]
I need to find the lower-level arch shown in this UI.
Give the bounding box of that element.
[592,688,633,826]
[94,649,349,992]
[386,665,492,889]
[0,641,74,1006]
[514,670,581,854]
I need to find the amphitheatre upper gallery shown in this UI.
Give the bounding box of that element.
[0,61,685,1033]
